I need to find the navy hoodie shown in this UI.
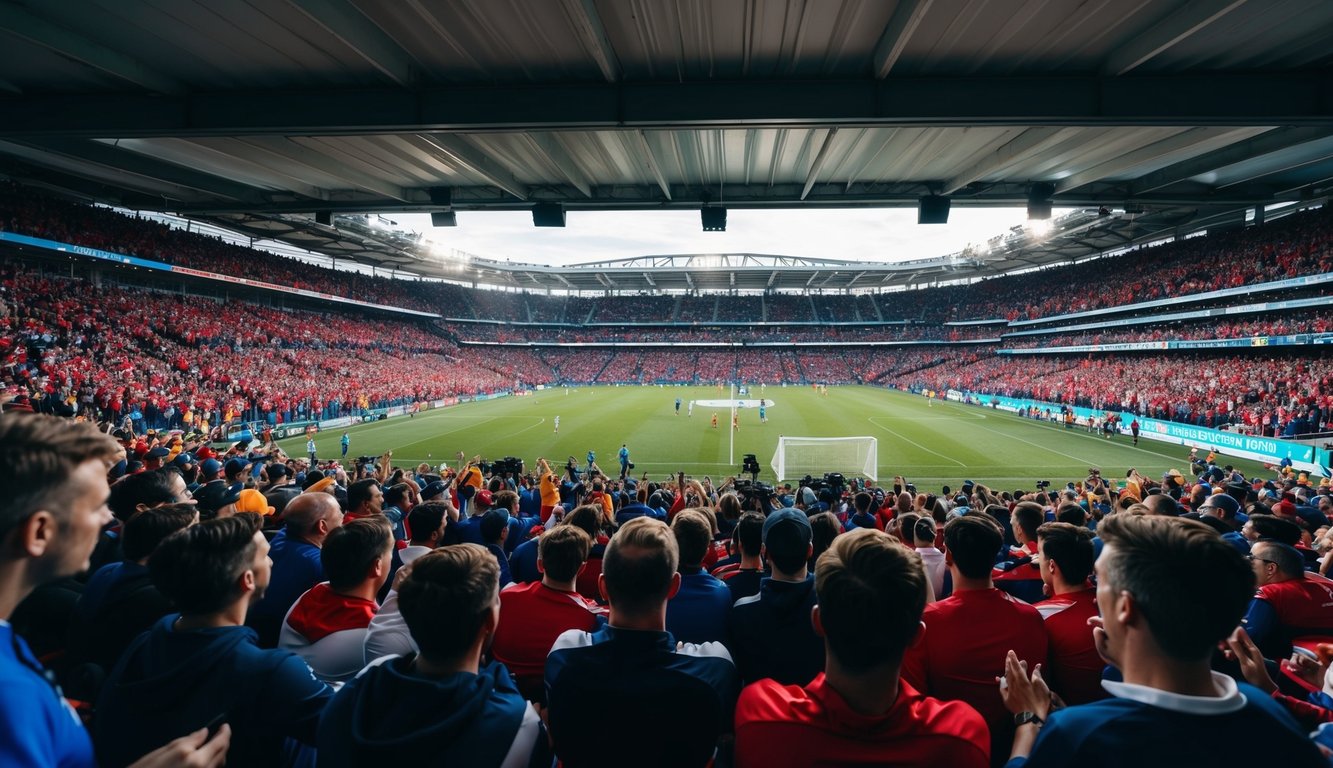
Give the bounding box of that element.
[729,576,824,686]
[317,655,548,767]
[94,614,333,768]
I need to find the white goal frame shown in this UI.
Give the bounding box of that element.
[771,436,878,481]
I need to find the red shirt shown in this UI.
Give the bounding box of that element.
[902,587,1047,762]
[1256,576,1333,637]
[492,581,606,697]
[283,582,377,643]
[734,674,989,768]
[1035,588,1106,705]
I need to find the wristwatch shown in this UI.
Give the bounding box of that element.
[1014,711,1045,728]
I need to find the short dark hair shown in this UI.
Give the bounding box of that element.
[149,515,262,615]
[1011,502,1043,540]
[108,469,181,523]
[538,525,591,582]
[347,478,379,511]
[1036,521,1095,584]
[670,509,713,569]
[944,514,1004,579]
[398,544,498,660]
[322,517,393,590]
[602,517,678,615]
[122,503,196,561]
[816,529,926,672]
[809,512,841,565]
[384,483,411,507]
[1250,514,1302,546]
[563,504,603,539]
[734,512,764,558]
[1096,514,1253,660]
[852,492,873,515]
[1253,540,1305,579]
[407,502,447,543]
[912,516,936,546]
[0,413,117,538]
[1055,503,1087,526]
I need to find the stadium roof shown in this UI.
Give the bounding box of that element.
[2,0,1333,288]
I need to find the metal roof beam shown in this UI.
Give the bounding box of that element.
[561,0,620,82]
[1055,127,1271,193]
[288,0,418,86]
[871,0,934,79]
[415,135,528,201]
[1102,0,1248,76]
[526,133,593,197]
[1131,127,1332,194]
[944,127,1071,194]
[6,76,1333,137]
[800,128,839,201]
[0,5,183,93]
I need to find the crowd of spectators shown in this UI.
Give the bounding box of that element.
[892,351,1333,434]
[1005,310,1333,349]
[450,322,995,344]
[6,411,1333,766]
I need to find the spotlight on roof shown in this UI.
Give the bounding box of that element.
[701,206,727,232]
[917,195,951,225]
[430,211,457,227]
[314,211,331,226]
[532,203,566,228]
[1027,182,1055,221]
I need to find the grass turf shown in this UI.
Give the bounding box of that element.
[277,385,1273,490]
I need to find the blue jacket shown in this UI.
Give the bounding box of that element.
[666,568,732,645]
[95,615,333,768]
[0,623,94,767]
[729,576,824,686]
[318,655,547,767]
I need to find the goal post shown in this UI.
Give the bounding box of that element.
[771,436,878,482]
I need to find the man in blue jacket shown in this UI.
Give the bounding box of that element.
[95,514,333,768]
[318,543,548,767]
[1000,514,1326,767]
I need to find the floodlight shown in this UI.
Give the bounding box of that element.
[532,203,566,227]
[1027,182,1055,220]
[917,195,951,224]
[314,211,331,226]
[701,206,727,232]
[430,211,457,227]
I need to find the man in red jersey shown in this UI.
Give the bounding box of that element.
[491,524,605,701]
[995,502,1045,603]
[734,528,988,767]
[902,513,1047,765]
[1242,540,1333,659]
[1033,522,1105,704]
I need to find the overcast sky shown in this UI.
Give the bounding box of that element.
[394,206,1064,267]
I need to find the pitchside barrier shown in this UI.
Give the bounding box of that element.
[943,389,1323,474]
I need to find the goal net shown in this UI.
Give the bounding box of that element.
[771,436,878,482]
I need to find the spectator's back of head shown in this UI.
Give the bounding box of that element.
[407,502,447,544]
[763,508,813,576]
[322,517,393,590]
[1011,502,1043,541]
[1249,513,1302,546]
[944,514,1004,579]
[149,514,264,615]
[346,478,379,513]
[283,492,341,540]
[398,544,499,661]
[563,504,603,540]
[493,489,518,513]
[1055,503,1087,526]
[480,509,510,544]
[1096,514,1253,660]
[602,517,678,616]
[809,512,840,563]
[122,503,197,562]
[108,468,180,523]
[912,516,937,548]
[538,525,591,583]
[815,528,926,672]
[1142,493,1179,516]
[670,509,713,569]
[1036,521,1095,585]
[734,512,764,558]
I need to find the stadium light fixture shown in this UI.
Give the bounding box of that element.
[1025,218,1052,237]
[701,206,727,232]
[1027,182,1055,220]
[917,195,951,224]
[430,211,457,227]
[532,203,566,227]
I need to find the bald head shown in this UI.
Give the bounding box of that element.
[285,492,343,545]
[1142,493,1179,517]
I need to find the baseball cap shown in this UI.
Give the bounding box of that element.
[200,458,222,477]
[480,509,510,541]
[194,483,242,514]
[235,488,276,517]
[146,446,170,459]
[224,457,252,476]
[420,480,449,501]
[266,463,289,481]
[762,508,813,545]
[475,489,494,507]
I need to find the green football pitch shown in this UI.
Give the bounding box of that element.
[277,385,1272,490]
